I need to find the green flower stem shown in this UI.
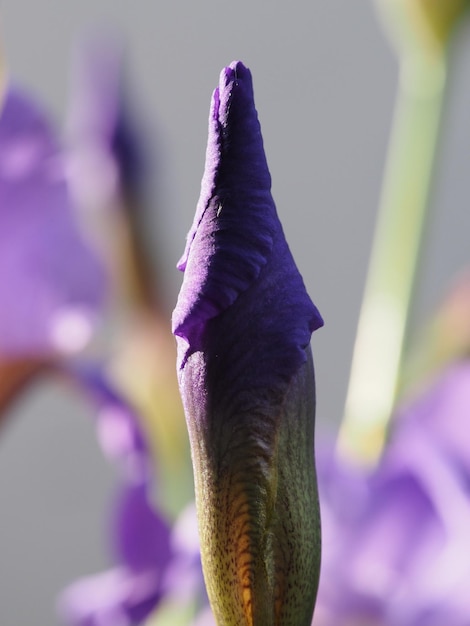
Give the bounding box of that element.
[337,51,448,465]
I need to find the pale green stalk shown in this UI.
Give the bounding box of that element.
[337,51,447,464]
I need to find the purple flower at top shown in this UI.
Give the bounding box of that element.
[314,362,470,626]
[173,61,323,626]
[0,85,105,357]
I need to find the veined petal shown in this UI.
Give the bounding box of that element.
[173,61,322,626]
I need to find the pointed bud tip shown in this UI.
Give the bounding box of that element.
[212,60,254,127]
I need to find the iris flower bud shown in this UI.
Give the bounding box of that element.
[173,61,323,626]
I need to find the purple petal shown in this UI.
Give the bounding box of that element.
[58,567,163,626]
[172,60,323,378]
[0,86,106,356]
[67,36,148,206]
[59,497,207,626]
[60,368,175,625]
[70,364,151,483]
[315,377,470,625]
[112,483,172,573]
[395,362,470,480]
[162,502,207,603]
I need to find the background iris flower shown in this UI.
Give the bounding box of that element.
[0,42,191,626]
[0,77,107,431]
[314,360,470,626]
[0,84,105,358]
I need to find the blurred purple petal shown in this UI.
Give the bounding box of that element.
[112,483,172,573]
[395,362,470,479]
[162,502,206,603]
[60,367,211,625]
[315,363,470,626]
[0,86,105,356]
[59,566,163,626]
[59,367,175,625]
[67,36,148,208]
[59,492,207,626]
[68,364,150,483]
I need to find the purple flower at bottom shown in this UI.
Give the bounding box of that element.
[58,367,204,626]
[60,492,207,626]
[173,61,323,626]
[314,362,470,626]
[0,85,105,357]
[59,484,172,626]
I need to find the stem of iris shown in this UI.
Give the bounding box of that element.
[337,47,448,465]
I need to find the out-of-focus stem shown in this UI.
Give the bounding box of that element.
[337,51,447,465]
[0,360,50,427]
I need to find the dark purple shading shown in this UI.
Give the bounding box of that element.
[0,86,105,356]
[172,61,323,392]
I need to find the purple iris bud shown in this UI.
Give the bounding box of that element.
[0,85,105,356]
[172,61,323,626]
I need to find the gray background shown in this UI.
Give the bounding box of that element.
[1,2,470,623]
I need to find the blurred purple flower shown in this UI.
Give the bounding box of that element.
[59,484,171,626]
[67,36,148,211]
[314,362,470,626]
[173,61,323,626]
[60,490,207,626]
[65,35,192,512]
[395,362,470,481]
[67,35,165,320]
[0,48,195,626]
[0,85,105,357]
[58,367,205,626]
